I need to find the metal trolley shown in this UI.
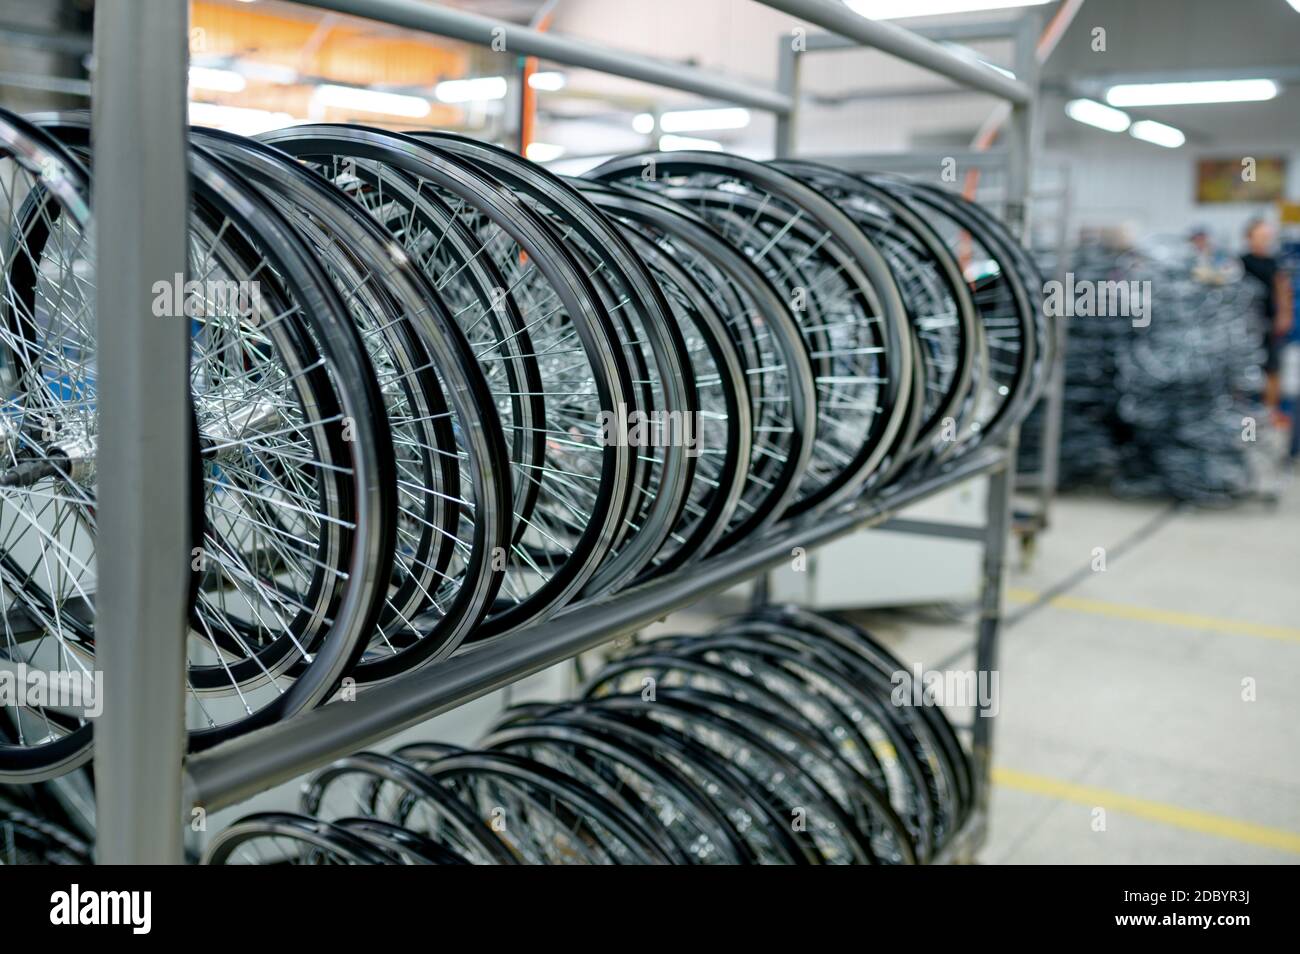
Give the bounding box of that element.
[91,0,1047,864]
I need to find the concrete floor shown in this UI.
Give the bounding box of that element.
[864,474,1300,864]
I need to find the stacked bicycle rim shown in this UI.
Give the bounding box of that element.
[205,607,972,865]
[0,110,1050,786]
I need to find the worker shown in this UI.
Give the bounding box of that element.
[1240,218,1294,421]
[1188,226,1235,284]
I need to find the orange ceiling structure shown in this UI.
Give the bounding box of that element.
[189,0,474,126]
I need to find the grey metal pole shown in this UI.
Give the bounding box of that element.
[972,432,1017,826]
[1003,13,1040,236]
[773,34,801,157]
[92,0,191,865]
[752,0,1032,104]
[1036,166,1072,529]
[805,19,1038,49]
[301,0,793,113]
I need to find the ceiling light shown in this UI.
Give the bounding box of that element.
[1105,79,1279,107]
[658,134,723,152]
[632,113,656,134]
[525,142,566,162]
[234,61,300,85]
[1129,119,1185,148]
[434,76,508,103]
[189,102,294,135]
[846,0,1051,19]
[659,107,750,133]
[188,66,246,94]
[313,84,431,118]
[1065,98,1131,133]
[528,71,566,91]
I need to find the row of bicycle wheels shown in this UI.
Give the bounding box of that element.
[204,606,972,865]
[0,108,1049,783]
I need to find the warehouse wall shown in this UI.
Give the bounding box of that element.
[1045,137,1300,251]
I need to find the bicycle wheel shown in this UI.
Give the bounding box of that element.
[684,625,945,859]
[332,816,469,864]
[865,177,1037,450]
[0,792,91,864]
[0,113,112,781]
[590,151,914,515]
[774,162,979,471]
[586,655,915,863]
[482,717,750,863]
[408,132,697,596]
[30,114,394,754]
[489,703,809,863]
[574,180,815,549]
[582,690,879,864]
[417,747,675,864]
[574,182,750,574]
[202,812,397,865]
[300,751,519,864]
[193,128,511,680]
[261,125,632,637]
[749,604,974,837]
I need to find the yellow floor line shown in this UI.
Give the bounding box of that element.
[1006,588,1300,644]
[994,767,1300,854]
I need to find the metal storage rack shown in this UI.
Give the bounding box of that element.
[92,0,1044,864]
[774,11,1066,559]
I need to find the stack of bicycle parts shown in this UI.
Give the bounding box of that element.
[205,607,973,865]
[1053,239,1265,504]
[0,110,1050,786]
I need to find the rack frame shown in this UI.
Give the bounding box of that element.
[89,0,1046,865]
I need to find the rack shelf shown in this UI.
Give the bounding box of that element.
[185,444,1012,813]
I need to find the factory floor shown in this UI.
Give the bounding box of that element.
[865,474,1300,864]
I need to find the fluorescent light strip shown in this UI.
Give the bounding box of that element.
[658,134,723,152]
[313,84,431,118]
[189,102,294,135]
[189,66,246,93]
[1129,120,1185,148]
[528,71,566,91]
[234,61,300,85]
[659,107,750,133]
[434,76,508,103]
[846,0,1050,19]
[525,142,566,162]
[1106,79,1279,107]
[1065,98,1131,133]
